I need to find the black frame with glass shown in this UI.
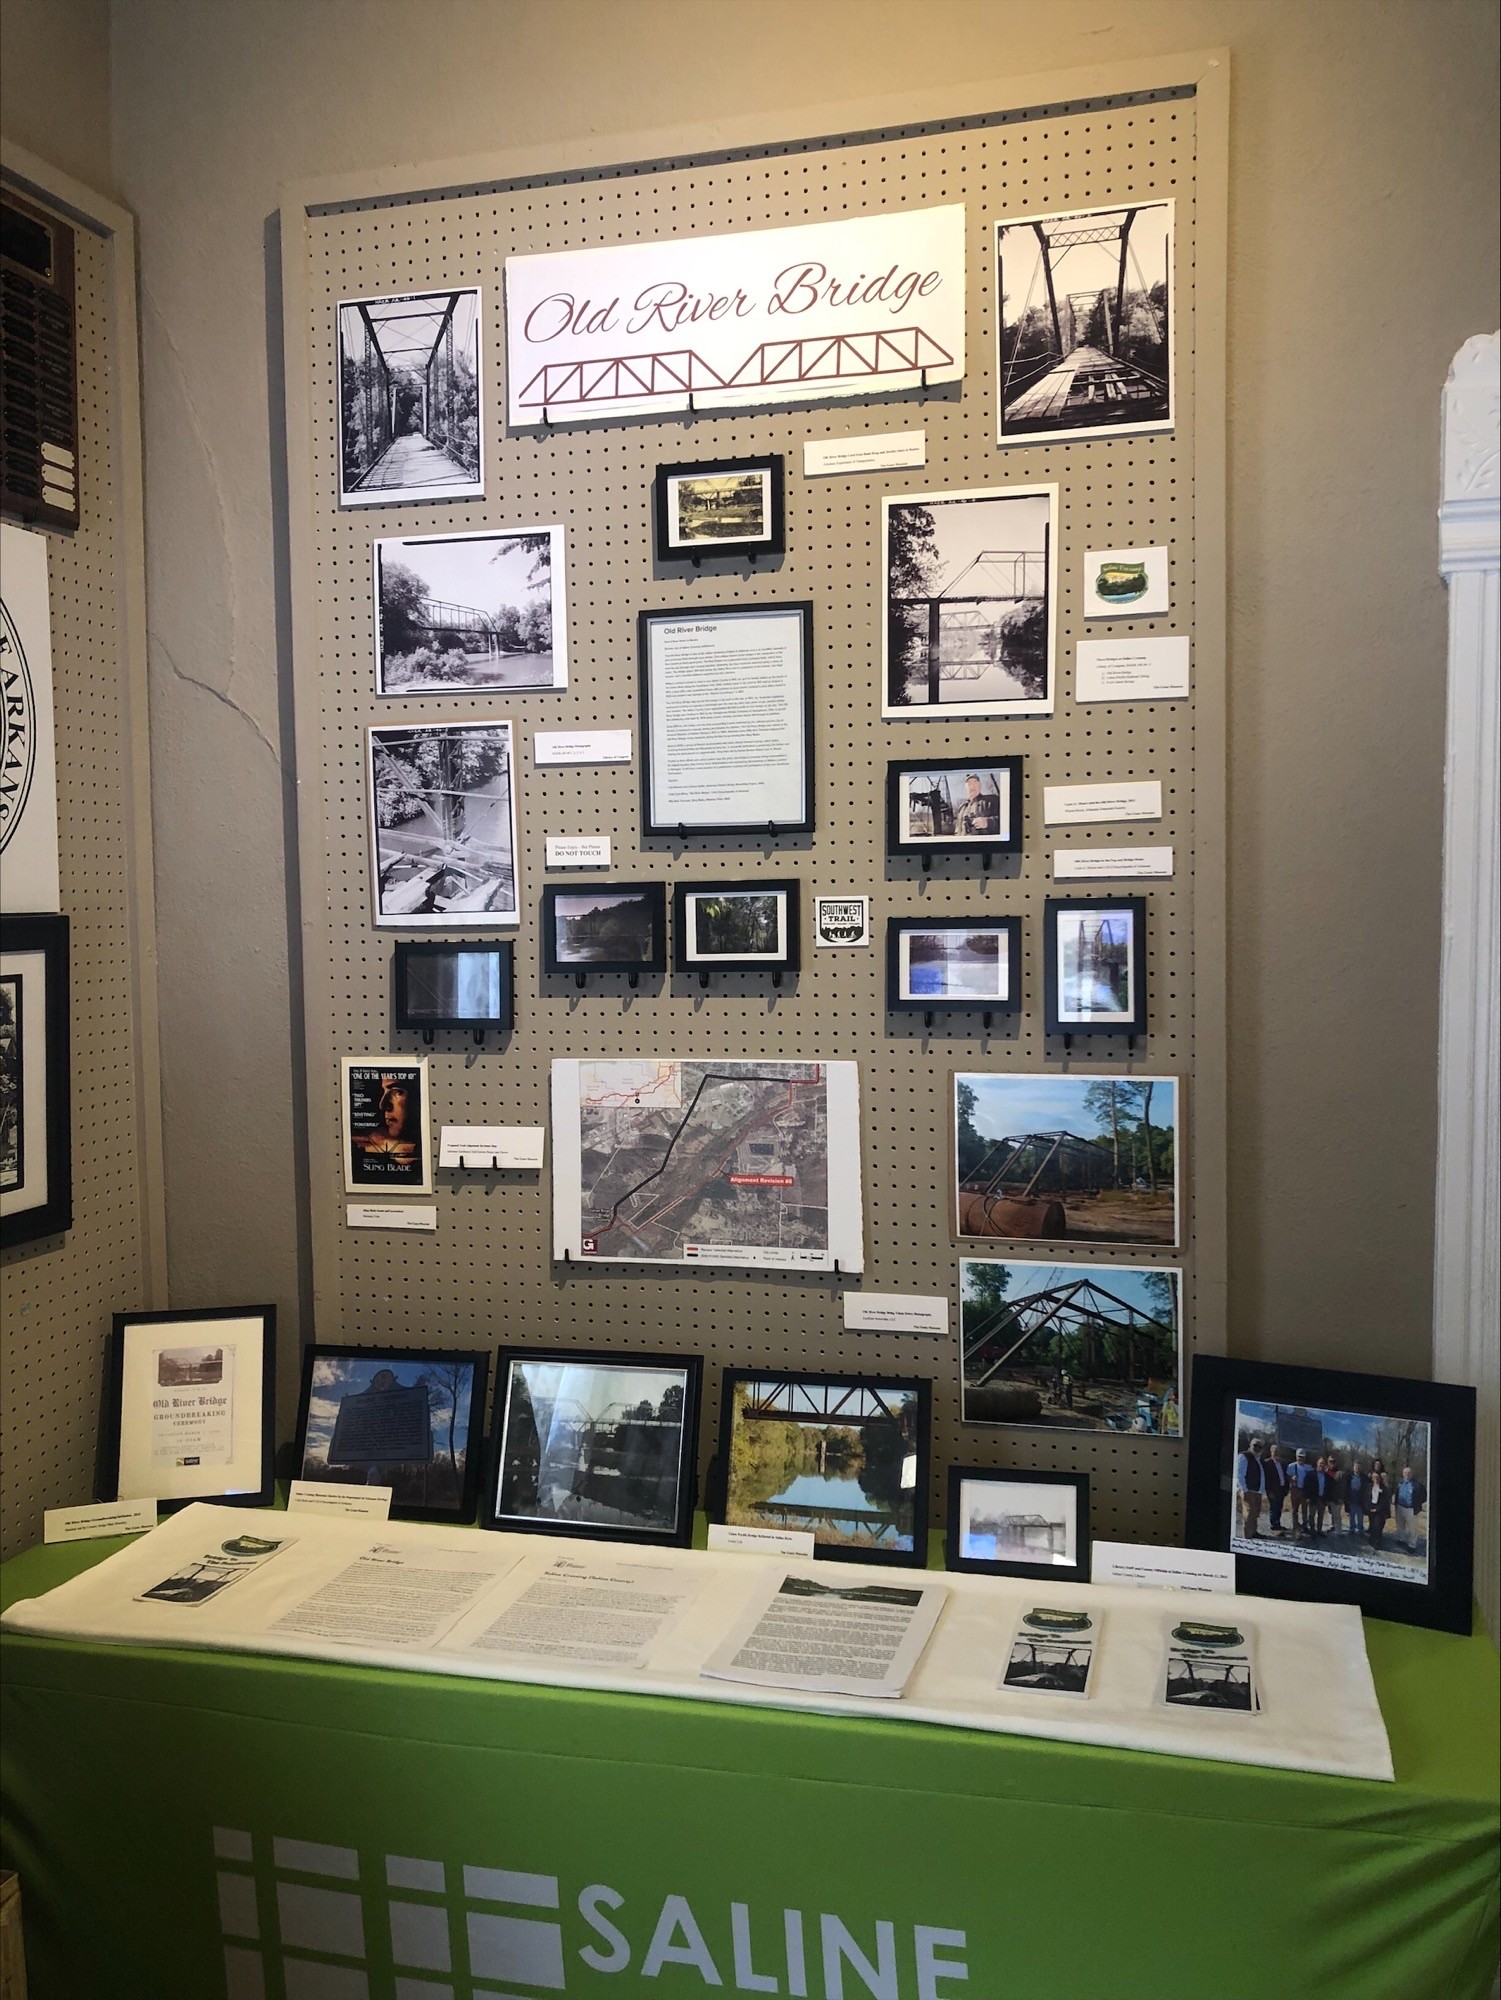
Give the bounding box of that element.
[481,1345,703,1547]
[886,914,1022,1020]
[945,1466,1092,1582]
[1185,1354,1476,1634]
[672,879,801,984]
[540,881,668,984]
[99,1304,276,1512]
[653,454,785,562]
[886,756,1024,864]
[0,912,72,1248]
[1043,894,1147,1038]
[292,1343,491,1526]
[393,941,514,1038]
[714,1366,933,1569]
[639,602,815,837]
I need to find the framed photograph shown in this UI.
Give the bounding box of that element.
[393,941,513,1035]
[673,880,800,980]
[1083,545,1169,619]
[1044,895,1147,1036]
[640,603,813,835]
[483,1347,703,1547]
[341,1056,433,1196]
[654,455,785,560]
[955,1071,1180,1247]
[887,756,1023,861]
[337,287,483,505]
[946,1467,1091,1582]
[102,1305,275,1510]
[541,882,666,980]
[368,720,518,927]
[716,1368,931,1567]
[374,527,565,694]
[1186,1355,1476,1635]
[0,912,70,1247]
[882,486,1057,719]
[294,1346,489,1524]
[886,915,1021,1016]
[995,201,1173,445]
[960,1258,1183,1437]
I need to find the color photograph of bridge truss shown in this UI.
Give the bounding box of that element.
[720,1369,928,1561]
[955,1072,1179,1247]
[374,528,565,693]
[961,1258,1182,1435]
[995,201,1173,443]
[338,288,483,504]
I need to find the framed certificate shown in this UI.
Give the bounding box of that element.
[102,1305,276,1511]
[639,602,814,836]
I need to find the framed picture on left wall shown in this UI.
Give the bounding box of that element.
[102,1305,276,1511]
[0,912,71,1248]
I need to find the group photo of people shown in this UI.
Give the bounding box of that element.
[1229,1397,1431,1585]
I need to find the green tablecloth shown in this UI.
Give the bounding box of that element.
[2,1534,1497,2000]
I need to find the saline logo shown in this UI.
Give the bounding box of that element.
[211,1826,970,1998]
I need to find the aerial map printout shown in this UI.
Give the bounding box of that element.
[551,1058,863,1271]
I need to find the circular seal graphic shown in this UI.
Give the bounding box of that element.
[0,592,37,854]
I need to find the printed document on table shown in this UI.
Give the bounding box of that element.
[451,1553,700,1669]
[700,1572,947,1698]
[269,1541,519,1650]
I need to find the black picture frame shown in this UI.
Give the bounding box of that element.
[715,1367,933,1569]
[393,941,514,1035]
[886,915,1022,1018]
[541,881,667,983]
[293,1344,490,1525]
[639,603,815,837]
[945,1466,1092,1582]
[672,879,801,984]
[1185,1354,1476,1635]
[482,1345,703,1548]
[653,454,785,562]
[886,756,1024,864]
[1044,894,1147,1038]
[0,912,71,1248]
[99,1304,276,1513]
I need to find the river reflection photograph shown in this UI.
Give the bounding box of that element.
[719,1369,931,1566]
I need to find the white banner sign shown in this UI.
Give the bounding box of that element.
[504,204,965,426]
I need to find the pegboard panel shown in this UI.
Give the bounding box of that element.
[287,81,1223,1549]
[0,192,157,1557]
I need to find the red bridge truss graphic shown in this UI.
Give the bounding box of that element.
[516,325,956,411]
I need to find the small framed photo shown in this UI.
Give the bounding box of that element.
[961,1258,1183,1437]
[337,287,483,505]
[341,1056,433,1196]
[393,942,513,1035]
[946,1467,1091,1582]
[541,882,667,980]
[1044,895,1147,1036]
[887,915,1021,1016]
[294,1346,490,1524]
[369,720,518,928]
[640,603,814,836]
[673,880,800,981]
[887,757,1023,861]
[654,455,785,560]
[1186,1355,1476,1635]
[483,1347,703,1547]
[0,912,71,1248]
[374,527,565,694]
[716,1368,932,1568]
[102,1305,275,1510]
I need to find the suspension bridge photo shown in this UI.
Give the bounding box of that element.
[996,201,1172,442]
[339,288,483,504]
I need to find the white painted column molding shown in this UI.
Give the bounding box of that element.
[1434,331,1499,1643]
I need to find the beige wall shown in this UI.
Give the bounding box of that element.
[102,1,1498,1386]
[0,0,113,192]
